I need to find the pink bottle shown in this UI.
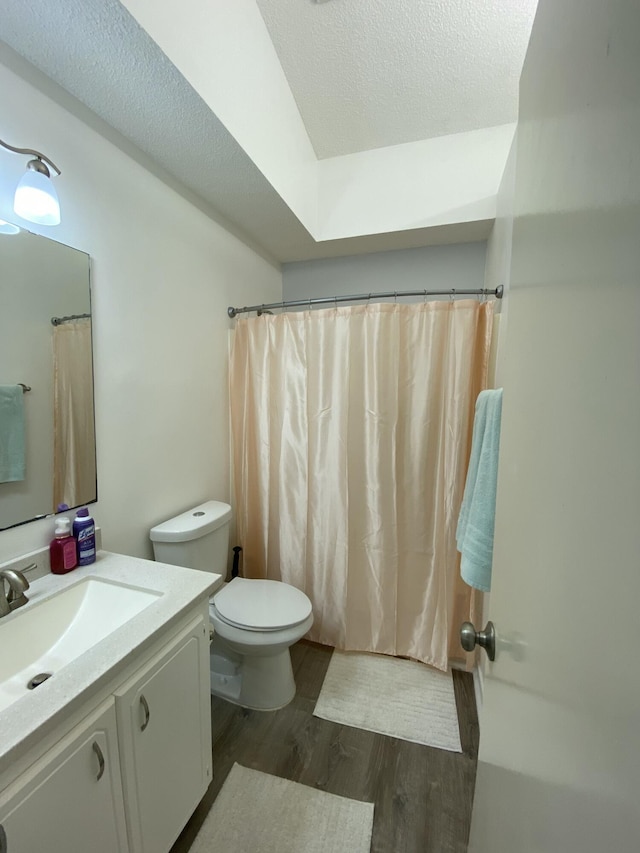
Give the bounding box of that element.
[50,517,78,575]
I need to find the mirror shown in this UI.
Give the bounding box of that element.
[0,221,96,530]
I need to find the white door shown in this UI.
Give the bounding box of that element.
[116,616,212,853]
[468,1,640,851]
[0,700,128,853]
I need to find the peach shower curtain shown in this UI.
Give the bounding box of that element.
[230,300,493,670]
[53,318,96,509]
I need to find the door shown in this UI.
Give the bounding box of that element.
[468,1,640,851]
[115,616,212,853]
[0,700,128,852]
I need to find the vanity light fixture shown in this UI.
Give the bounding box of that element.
[0,219,21,236]
[0,137,61,226]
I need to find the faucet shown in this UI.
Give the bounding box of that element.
[0,566,32,617]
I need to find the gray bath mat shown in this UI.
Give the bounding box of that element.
[314,649,462,752]
[189,762,374,853]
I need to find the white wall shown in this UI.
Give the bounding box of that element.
[317,124,515,241]
[0,60,282,562]
[473,136,518,706]
[484,137,517,328]
[283,242,487,303]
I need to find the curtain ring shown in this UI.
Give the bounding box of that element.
[423,289,428,303]
[394,291,398,304]
[450,289,456,303]
[334,295,338,311]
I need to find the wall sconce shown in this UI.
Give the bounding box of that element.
[0,137,61,226]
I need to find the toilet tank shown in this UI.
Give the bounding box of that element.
[149,500,232,574]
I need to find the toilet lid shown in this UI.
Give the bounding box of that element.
[213,578,312,631]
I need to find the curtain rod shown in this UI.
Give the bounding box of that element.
[51,312,91,326]
[228,285,503,318]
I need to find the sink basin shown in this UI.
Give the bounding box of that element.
[0,577,162,712]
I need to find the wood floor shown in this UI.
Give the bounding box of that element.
[171,641,479,853]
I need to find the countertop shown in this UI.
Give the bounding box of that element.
[0,550,221,778]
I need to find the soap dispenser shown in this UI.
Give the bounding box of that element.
[50,517,78,575]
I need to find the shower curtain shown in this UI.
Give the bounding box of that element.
[53,318,96,509]
[230,300,493,670]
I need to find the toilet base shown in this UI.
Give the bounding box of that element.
[209,646,296,711]
[208,608,314,711]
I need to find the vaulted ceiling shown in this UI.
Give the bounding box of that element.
[257,0,536,159]
[0,0,538,263]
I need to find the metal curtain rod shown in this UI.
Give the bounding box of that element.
[228,285,503,318]
[51,313,91,326]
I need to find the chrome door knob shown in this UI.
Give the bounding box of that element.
[460,620,496,661]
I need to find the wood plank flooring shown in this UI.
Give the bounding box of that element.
[170,641,479,853]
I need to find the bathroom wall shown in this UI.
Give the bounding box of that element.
[282,242,487,303]
[473,135,518,709]
[0,58,282,562]
[484,136,518,382]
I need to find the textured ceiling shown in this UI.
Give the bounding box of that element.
[0,0,530,261]
[0,0,316,263]
[256,0,538,158]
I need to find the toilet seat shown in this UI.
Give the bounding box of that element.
[213,577,312,632]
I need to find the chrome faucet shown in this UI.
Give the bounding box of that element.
[0,566,32,617]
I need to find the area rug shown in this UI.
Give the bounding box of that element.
[189,763,374,853]
[313,650,462,752]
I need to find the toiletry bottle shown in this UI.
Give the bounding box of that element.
[73,507,96,566]
[50,517,78,575]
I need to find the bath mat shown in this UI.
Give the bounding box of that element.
[314,650,462,752]
[189,763,374,853]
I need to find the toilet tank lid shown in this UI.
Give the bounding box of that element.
[149,500,232,543]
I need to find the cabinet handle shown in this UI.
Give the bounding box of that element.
[140,694,150,731]
[0,824,7,853]
[92,741,105,781]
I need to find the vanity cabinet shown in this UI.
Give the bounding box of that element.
[0,700,128,852]
[0,601,212,853]
[115,615,212,853]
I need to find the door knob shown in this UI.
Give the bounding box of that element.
[460,620,496,661]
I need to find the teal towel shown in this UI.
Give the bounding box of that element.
[456,388,503,592]
[0,385,26,483]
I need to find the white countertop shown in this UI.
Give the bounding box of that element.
[0,550,221,777]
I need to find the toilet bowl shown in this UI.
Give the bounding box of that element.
[149,501,313,711]
[209,577,313,710]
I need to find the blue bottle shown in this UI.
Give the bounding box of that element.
[73,507,96,566]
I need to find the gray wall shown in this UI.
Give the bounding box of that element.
[283,242,487,304]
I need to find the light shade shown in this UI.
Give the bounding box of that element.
[14,168,61,226]
[0,219,21,236]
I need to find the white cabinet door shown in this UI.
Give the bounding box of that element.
[0,700,128,853]
[116,615,212,853]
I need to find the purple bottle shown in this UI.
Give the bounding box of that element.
[73,507,96,566]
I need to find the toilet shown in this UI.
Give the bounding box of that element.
[149,500,313,711]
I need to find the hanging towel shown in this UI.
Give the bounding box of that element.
[0,385,26,483]
[456,388,503,592]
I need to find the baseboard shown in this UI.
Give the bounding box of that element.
[450,658,484,720]
[473,664,484,715]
